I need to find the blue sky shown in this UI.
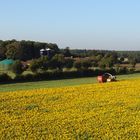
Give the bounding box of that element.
[0,0,140,50]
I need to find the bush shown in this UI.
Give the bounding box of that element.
[73,60,82,70]
[115,67,128,74]
[128,68,135,74]
[14,75,25,82]
[13,68,118,82]
[30,60,41,73]
[11,60,24,75]
[14,74,37,82]
[82,60,91,69]
[64,58,74,68]
[0,73,12,83]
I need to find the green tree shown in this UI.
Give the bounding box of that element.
[38,56,50,71]
[63,47,71,57]
[96,54,103,62]
[50,54,65,70]
[20,40,34,60]
[6,42,21,60]
[73,60,82,70]
[98,60,106,69]
[64,58,74,68]
[98,56,114,69]
[82,60,91,70]
[129,58,137,68]
[119,57,124,63]
[0,45,6,60]
[30,59,41,73]
[11,60,24,75]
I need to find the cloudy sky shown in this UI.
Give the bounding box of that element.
[0,0,140,50]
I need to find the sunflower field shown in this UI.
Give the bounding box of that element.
[0,79,140,139]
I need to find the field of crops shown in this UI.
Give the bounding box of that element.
[0,79,140,139]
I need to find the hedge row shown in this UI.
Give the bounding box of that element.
[0,67,136,83]
[14,69,116,82]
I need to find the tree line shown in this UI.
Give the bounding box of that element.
[0,40,139,64]
[0,40,59,61]
[0,39,139,83]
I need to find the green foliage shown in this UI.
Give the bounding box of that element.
[119,57,125,62]
[96,54,104,61]
[50,54,65,70]
[129,58,137,68]
[64,58,74,68]
[98,55,115,69]
[1,39,140,84]
[6,42,21,60]
[73,60,82,70]
[63,47,71,57]
[30,59,41,73]
[11,60,24,75]
[74,59,93,70]
[117,51,140,63]
[0,45,6,60]
[115,66,128,74]
[38,56,50,71]
[0,73,12,82]
[82,60,91,69]
[30,54,66,72]
[0,40,59,61]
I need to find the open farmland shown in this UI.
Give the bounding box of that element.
[1,79,140,139]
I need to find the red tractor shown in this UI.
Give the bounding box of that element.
[97,73,116,83]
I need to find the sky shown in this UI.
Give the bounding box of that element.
[0,0,140,50]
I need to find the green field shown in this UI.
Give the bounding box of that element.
[0,73,140,92]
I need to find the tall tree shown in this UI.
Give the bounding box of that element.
[6,42,21,60]
[63,47,71,57]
